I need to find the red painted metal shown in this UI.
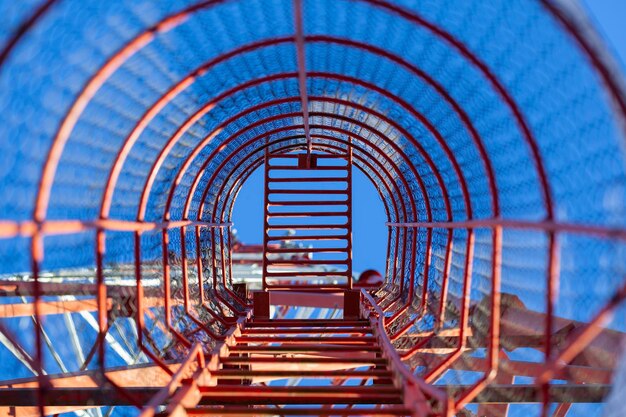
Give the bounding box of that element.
[388,219,626,241]
[163,103,428,294]
[200,134,411,306]
[1,0,625,416]
[292,0,312,159]
[173,118,620,412]
[182,119,421,300]
[261,150,353,289]
[111,78,473,346]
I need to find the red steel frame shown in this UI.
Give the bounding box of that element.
[261,148,354,290]
[0,0,625,416]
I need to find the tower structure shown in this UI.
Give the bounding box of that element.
[1,1,626,417]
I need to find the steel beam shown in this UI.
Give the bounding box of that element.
[0,299,110,318]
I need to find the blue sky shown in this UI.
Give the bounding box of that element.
[232,1,626,276]
[583,0,626,67]
[232,164,388,275]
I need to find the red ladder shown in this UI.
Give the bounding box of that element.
[183,317,413,416]
[262,150,353,290]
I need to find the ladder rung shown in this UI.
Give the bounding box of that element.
[187,407,411,416]
[265,247,347,253]
[267,224,347,230]
[197,385,400,398]
[241,327,371,335]
[198,386,398,396]
[262,285,351,291]
[211,369,392,379]
[264,278,349,283]
[197,395,402,406]
[269,177,348,182]
[264,271,350,277]
[269,165,348,170]
[236,336,376,344]
[268,201,348,206]
[267,211,348,217]
[245,321,367,327]
[269,189,348,195]
[228,345,380,354]
[267,154,348,159]
[219,357,384,365]
[267,235,348,241]
[266,259,349,266]
[246,320,369,327]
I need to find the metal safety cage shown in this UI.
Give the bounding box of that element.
[0,0,626,416]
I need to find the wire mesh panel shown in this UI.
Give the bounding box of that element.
[0,0,626,416]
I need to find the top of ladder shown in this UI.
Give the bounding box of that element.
[262,149,353,290]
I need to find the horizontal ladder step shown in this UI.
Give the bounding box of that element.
[268,166,348,170]
[264,271,350,277]
[268,201,348,206]
[186,407,411,416]
[265,260,349,266]
[246,320,369,328]
[228,345,380,353]
[262,285,352,291]
[267,211,348,217]
[235,336,377,344]
[267,235,348,241]
[242,327,371,335]
[268,177,348,182]
[198,385,394,392]
[269,189,348,195]
[267,154,348,159]
[266,224,348,230]
[219,357,386,366]
[211,369,393,379]
[197,386,403,405]
[265,247,348,253]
